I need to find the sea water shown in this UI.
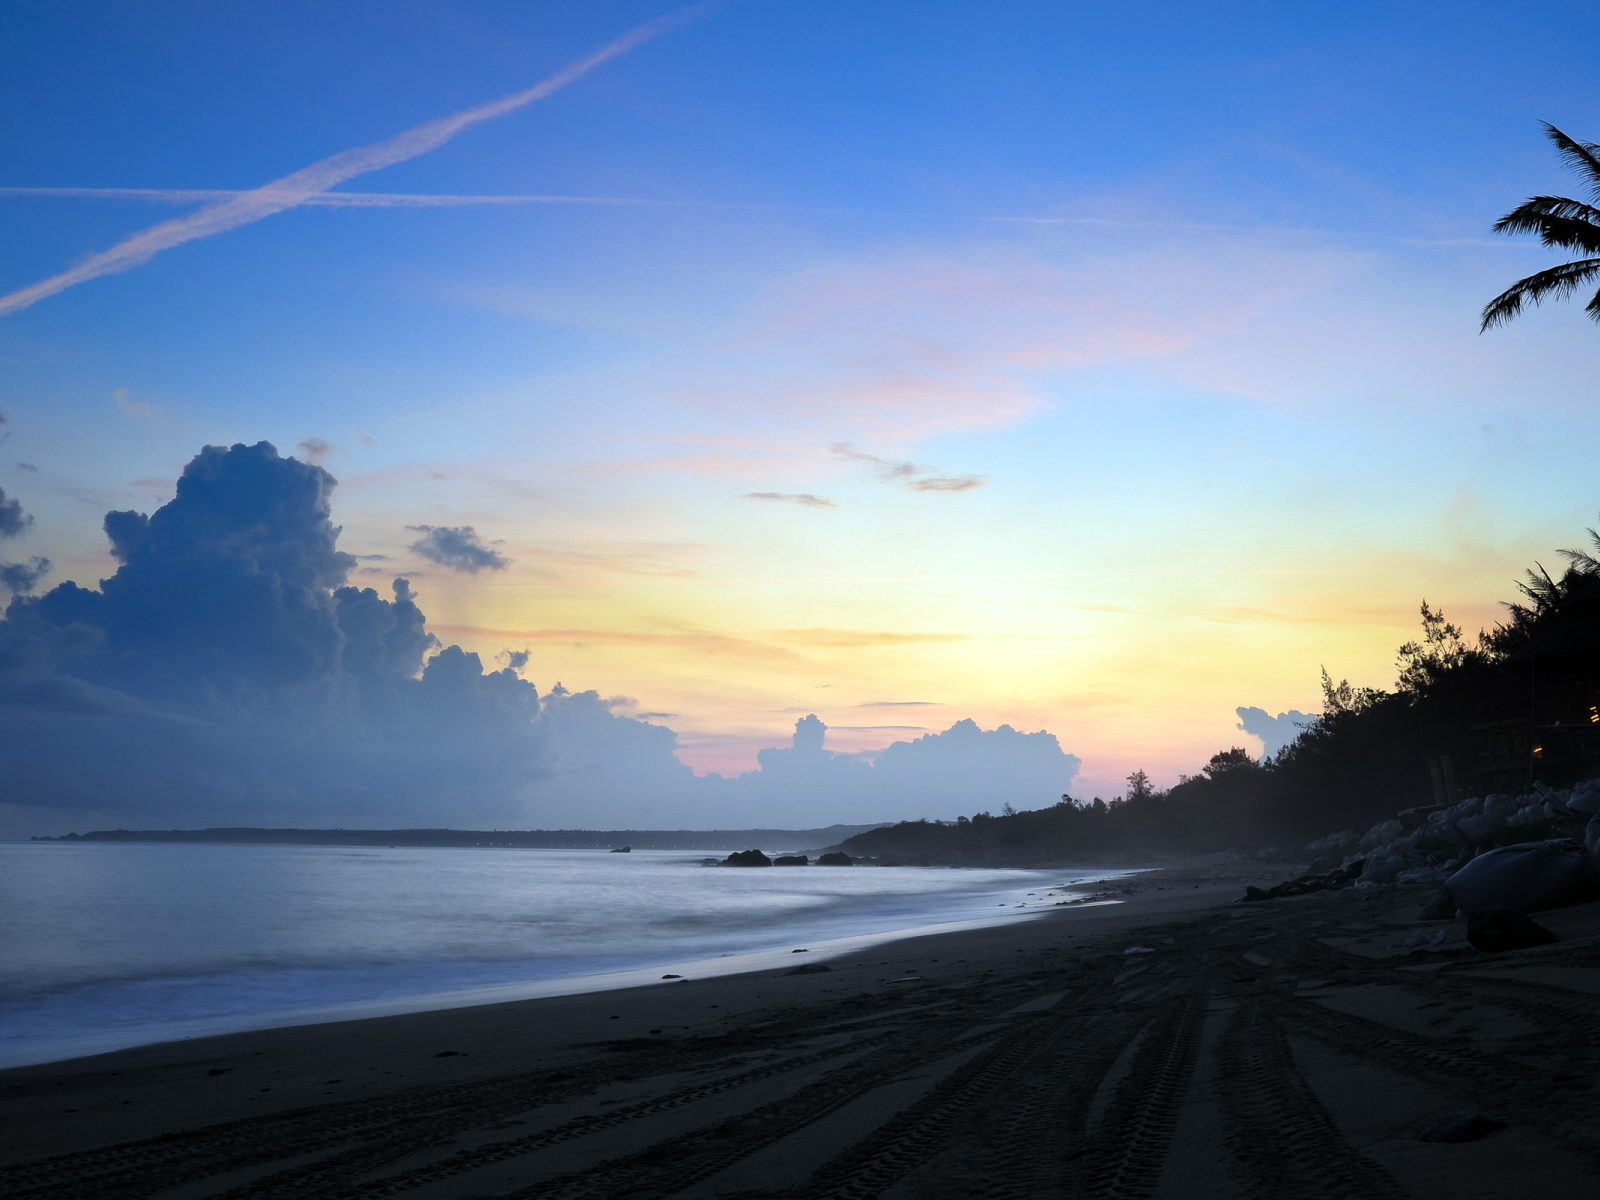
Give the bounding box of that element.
[0,841,1131,1068]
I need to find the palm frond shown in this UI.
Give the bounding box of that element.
[1492,196,1600,253]
[1558,533,1600,574]
[1480,257,1600,331]
[1543,123,1600,202]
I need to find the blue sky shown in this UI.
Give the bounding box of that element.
[4,0,1600,799]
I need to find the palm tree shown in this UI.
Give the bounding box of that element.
[1481,123,1600,331]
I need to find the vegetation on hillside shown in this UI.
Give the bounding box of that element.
[840,528,1600,865]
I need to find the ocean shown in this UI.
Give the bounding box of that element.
[0,841,1131,1068]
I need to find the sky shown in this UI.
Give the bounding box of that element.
[4,0,1600,821]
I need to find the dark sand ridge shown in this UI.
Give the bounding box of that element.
[4,861,1600,1198]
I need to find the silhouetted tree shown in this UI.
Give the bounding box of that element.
[1482,124,1600,330]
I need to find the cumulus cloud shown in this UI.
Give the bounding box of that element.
[0,487,48,596]
[685,714,1080,825]
[0,442,551,831]
[407,525,510,573]
[0,488,29,539]
[1235,706,1316,759]
[829,442,986,493]
[743,492,837,508]
[0,557,49,595]
[499,648,532,671]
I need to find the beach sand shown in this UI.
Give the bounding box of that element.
[4,861,1599,1198]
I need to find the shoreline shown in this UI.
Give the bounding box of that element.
[14,857,1596,1197]
[1,865,1243,1160]
[0,858,1150,1073]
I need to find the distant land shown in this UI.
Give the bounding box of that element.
[28,825,891,851]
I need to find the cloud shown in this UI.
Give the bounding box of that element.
[0,186,802,213]
[772,628,968,647]
[829,443,987,494]
[0,476,49,602]
[0,441,1090,834]
[0,557,49,594]
[0,8,707,318]
[743,491,837,508]
[0,488,30,539]
[908,474,985,492]
[14,464,37,472]
[297,437,331,463]
[113,388,151,418]
[1235,706,1317,759]
[406,525,510,573]
[0,441,552,829]
[728,715,1080,823]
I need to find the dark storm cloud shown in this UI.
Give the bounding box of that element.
[407,524,510,573]
[0,442,550,830]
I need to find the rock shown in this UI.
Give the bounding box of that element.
[722,849,772,867]
[773,855,809,866]
[1415,1112,1506,1143]
[609,845,631,853]
[1441,839,1600,918]
[435,1050,462,1057]
[788,963,832,975]
[816,852,853,866]
[1467,907,1558,952]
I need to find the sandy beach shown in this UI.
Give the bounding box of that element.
[4,861,1599,1198]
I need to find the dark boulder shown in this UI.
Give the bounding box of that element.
[773,855,808,866]
[722,849,772,867]
[1441,840,1600,919]
[787,962,832,975]
[816,852,853,866]
[1467,907,1559,952]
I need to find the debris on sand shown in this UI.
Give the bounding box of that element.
[1466,907,1559,952]
[1415,1112,1506,1143]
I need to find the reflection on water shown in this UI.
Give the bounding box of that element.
[0,842,1129,1066]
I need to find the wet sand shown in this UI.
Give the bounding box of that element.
[4,862,1599,1198]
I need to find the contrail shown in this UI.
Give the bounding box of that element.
[0,7,707,318]
[0,186,778,211]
